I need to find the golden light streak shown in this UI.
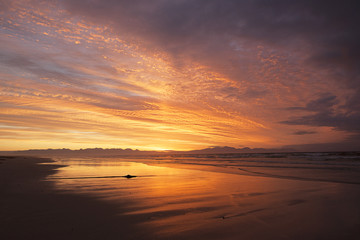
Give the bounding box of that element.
[0,0,346,151]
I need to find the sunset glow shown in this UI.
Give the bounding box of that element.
[1,0,359,151]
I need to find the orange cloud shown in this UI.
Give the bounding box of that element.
[0,0,356,151]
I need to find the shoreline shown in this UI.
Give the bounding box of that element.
[117,157,360,186]
[0,156,154,240]
[2,156,360,240]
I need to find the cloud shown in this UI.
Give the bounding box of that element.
[282,112,360,132]
[2,0,360,150]
[282,93,360,134]
[285,134,360,152]
[293,130,317,135]
[286,93,340,112]
[61,1,360,73]
[303,94,339,112]
[62,0,360,125]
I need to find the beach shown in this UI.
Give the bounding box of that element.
[0,156,155,240]
[2,1,360,239]
[1,155,360,239]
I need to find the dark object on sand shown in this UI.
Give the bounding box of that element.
[124,174,137,178]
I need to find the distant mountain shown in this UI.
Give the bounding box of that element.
[185,146,257,154]
[0,146,294,157]
[0,148,157,157]
[171,146,293,154]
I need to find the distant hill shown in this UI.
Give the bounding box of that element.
[180,146,287,154]
[0,148,156,157]
[0,146,294,157]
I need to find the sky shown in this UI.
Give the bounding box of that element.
[1,0,360,151]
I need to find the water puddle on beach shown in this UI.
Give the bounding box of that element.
[47,158,360,239]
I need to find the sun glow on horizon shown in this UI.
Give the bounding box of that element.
[1,0,358,152]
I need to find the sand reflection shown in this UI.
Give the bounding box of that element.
[48,158,360,239]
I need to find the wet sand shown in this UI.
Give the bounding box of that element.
[0,156,154,240]
[2,156,360,240]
